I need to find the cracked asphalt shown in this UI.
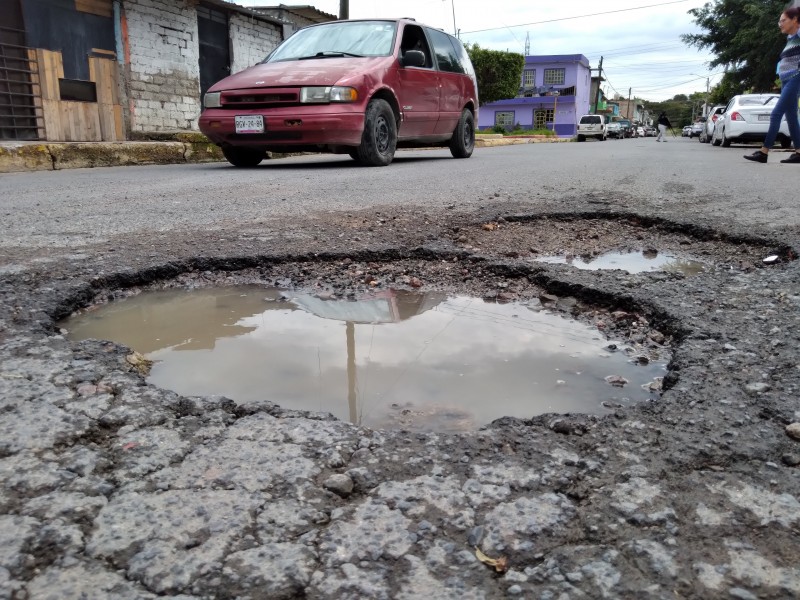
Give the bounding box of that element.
[2,140,800,599]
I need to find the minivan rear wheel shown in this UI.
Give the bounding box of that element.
[449,109,475,158]
[357,99,397,166]
[222,146,266,168]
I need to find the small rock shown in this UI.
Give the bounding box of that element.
[781,453,800,466]
[323,474,354,498]
[605,375,629,387]
[745,382,771,395]
[409,277,423,288]
[786,423,800,441]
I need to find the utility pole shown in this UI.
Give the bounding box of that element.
[339,0,348,19]
[451,0,457,37]
[627,87,632,120]
[593,56,603,113]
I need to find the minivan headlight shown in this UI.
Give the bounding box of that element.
[204,92,221,108]
[300,86,358,103]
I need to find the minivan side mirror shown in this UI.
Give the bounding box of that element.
[401,50,426,68]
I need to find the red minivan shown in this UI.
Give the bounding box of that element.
[199,18,478,167]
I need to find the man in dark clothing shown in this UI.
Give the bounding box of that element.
[656,112,672,142]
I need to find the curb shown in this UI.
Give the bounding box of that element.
[0,134,568,174]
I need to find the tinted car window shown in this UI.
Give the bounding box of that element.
[580,116,601,124]
[427,28,465,74]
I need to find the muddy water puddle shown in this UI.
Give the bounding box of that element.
[535,250,706,275]
[61,286,668,432]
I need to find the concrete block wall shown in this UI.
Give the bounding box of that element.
[125,0,201,132]
[230,13,282,75]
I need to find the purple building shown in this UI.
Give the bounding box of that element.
[477,54,592,137]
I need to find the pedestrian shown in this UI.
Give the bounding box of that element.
[744,6,800,164]
[655,112,671,142]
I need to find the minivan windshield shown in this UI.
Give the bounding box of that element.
[267,21,397,62]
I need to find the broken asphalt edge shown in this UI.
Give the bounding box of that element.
[0,134,568,174]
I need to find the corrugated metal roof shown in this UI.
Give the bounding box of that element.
[253,4,338,24]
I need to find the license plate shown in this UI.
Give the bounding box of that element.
[757,114,770,121]
[235,115,264,133]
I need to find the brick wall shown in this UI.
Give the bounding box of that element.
[124,0,201,132]
[229,13,282,75]
[123,0,283,133]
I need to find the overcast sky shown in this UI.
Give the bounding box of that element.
[241,0,731,102]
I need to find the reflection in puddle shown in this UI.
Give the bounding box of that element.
[61,286,669,432]
[536,249,706,275]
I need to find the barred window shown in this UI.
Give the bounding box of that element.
[543,68,565,85]
[495,111,514,128]
[522,69,535,87]
[533,109,554,129]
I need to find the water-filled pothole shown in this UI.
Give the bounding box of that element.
[535,250,707,275]
[61,285,669,432]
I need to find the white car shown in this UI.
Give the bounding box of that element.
[576,114,607,141]
[699,105,725,143]
[711,94,793,148]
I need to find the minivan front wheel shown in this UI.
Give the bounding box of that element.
[449,109,475,158]
[222,146,266,168]
[357,99,397,166]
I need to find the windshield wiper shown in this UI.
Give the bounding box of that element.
[297,51,363,60]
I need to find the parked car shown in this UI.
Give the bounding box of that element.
[689,121,704,138]
[636,126,645,137]
[606,122,622,139]
[699,105,725,143]
[199,18,479,167]
[617,119,634,138]
[644,126,656,137]
[682,126,691,137]
[711,93,793,148]
[576,114,607,141]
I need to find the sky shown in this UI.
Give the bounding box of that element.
[240,0,726,102]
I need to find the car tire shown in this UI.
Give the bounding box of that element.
[357,98,397,166]
[711,129,722,146]
[222,146,266,168]
[721,129,731,147]
[780,137,792,149]
[577,135,585,142]
[449,109,475,158]
[348,149,362,162]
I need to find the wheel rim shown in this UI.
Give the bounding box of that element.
[463,118,474,148]
[374,115,390,154]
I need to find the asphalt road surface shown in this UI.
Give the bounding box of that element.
[1,137,796,251]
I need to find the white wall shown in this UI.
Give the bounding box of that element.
[230,12,282,75]
[123,0,283,133]
[124,0,201,132]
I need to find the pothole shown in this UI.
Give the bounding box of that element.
[59,283,669,433]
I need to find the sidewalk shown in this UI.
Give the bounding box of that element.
[0,133,568,174]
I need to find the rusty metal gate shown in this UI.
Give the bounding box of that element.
[0,2,43,141]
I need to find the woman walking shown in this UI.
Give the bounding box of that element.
[744,6,800,164]
[656,112,672,142]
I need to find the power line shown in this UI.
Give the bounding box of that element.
[460,0,694,34]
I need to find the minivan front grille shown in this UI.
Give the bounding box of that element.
[221,88,299,109]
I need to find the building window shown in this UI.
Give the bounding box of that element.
[522,69,535,87]
[533,109,554,129]
[543,68,565,85]
[495,111,514,129]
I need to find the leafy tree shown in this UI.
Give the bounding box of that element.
[465,43,525,105]
[683,0,786,94]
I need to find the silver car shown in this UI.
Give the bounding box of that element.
[711,94,793,148]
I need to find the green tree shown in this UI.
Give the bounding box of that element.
[683,0,786,94]
[465,43,525,105]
